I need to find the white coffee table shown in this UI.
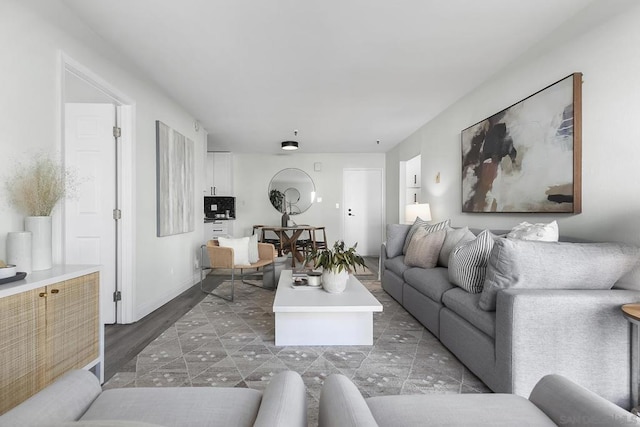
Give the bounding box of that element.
[272,270,383,346]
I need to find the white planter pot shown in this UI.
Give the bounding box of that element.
[321,270,349,294]
[6,231,32,274]
[25,216,52,271]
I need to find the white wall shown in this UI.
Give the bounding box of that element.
[0,0,206,321]
[386,1,640,245]
[232,153,385,247]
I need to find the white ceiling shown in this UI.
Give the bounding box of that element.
[61,0,599,154]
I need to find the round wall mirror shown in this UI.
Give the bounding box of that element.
[268,168,316,215]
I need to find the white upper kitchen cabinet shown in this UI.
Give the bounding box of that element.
[205,152,233,196]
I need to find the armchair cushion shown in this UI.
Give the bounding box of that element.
[218,236,250,265]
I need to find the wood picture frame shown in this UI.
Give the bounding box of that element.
[461,73,582,213]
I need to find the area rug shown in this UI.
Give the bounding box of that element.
[105,278,489,426]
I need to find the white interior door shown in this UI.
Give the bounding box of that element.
[343,169,383,256]
[64,103,117,324]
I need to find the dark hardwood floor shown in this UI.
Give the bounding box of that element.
[104,257,380,382]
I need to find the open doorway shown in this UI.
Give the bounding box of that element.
[61,54,135,324]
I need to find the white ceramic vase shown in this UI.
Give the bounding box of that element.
[6,231,32,274]
[321,270,349,293]
[25,216,52,271]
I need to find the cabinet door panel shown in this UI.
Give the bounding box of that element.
[0,288,46,415]
[45,273,100,384]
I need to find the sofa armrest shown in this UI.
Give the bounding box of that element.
[530,374,640,426]
[0,370,102,424]
[319,374,379,427]
[253,371,306,427]
[495,289,640,408]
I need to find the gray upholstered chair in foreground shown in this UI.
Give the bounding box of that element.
[1,369,306,426]
[318,373,640,427]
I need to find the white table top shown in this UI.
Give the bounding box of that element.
[273,270,383,313]
[0,265,101,298]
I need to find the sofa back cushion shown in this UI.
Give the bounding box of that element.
[448,230,496,293]
[385,224,411,258]
[438,227,476,267]
[479,238,640,311]
[404,228,446,268]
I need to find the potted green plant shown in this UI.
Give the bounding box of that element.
[305,240,366,293]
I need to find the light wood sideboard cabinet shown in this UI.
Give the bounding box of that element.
[0,267,101,415]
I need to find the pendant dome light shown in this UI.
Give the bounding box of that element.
[281,130,299,150]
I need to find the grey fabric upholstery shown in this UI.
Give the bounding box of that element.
[318,374,378,427]
[0,369,102,424]
[403,267,453,302]
[381,268,403,303]
[1,370,307,427]
[385,224,410,259]
[381,223,640,410]
[383,255,409,277]
[81,387,262,426]
[530,374,640,426]
[320,373,638,427]
[441,287,495,338]
[438,226,475,267]
[495,289,639,406]
[402,284,442,337]
[480,238,640,311]
[366,394,555,427]
[253,370,306,427]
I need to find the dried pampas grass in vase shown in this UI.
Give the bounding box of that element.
[5,153,78,271]
[5,153,77,216]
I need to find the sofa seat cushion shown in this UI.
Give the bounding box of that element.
[80,387,263,427]
[384,256,410,277]
[403,267,454,303]
[366,394,555,427]
[441,287,496,338]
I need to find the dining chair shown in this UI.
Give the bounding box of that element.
[310,226,328,251]
[199,239,276,301]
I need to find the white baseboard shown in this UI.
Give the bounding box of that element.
[134,273,200,321]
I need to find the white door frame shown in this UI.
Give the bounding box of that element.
[58,52,136,324]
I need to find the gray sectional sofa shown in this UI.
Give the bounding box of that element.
[318,373,640,427]
[381,223,640,408]
[0,369,307,426]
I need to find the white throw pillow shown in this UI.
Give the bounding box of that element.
[248,234,260,264]
[218,236,250,266]
[507,220,559,242]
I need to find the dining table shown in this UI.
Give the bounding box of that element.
[254,225,319,267]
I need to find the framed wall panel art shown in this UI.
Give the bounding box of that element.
[156,120,195,236]
[461,73,582,213]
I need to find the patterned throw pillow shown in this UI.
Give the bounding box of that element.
[438,227,476,267]
[448,230,496,293]
[507,220,559,242]
[402,218,451,254]
[404,228,447,268]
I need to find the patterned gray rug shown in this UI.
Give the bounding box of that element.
[105,276,490,426]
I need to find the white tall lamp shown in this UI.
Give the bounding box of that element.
[405,203,431,224]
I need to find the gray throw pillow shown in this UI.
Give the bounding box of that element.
[438,227,476,267]
[402,218,450,255]
[448,230,496,293]
[479,238,640,311]
[404,228,446,268]
[386,224,411,258]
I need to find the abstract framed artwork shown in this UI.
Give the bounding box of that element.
[461,73,582,213]
[156,120,195,236]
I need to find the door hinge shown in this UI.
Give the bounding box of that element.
[113,126,122,138]
[113,291,122,302]
[113,208,122,220]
